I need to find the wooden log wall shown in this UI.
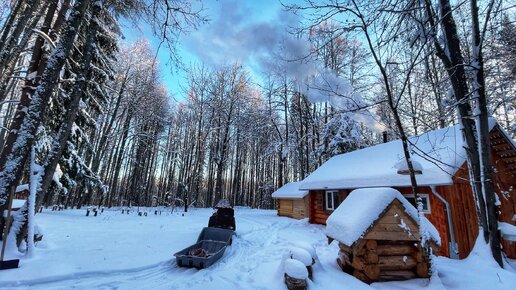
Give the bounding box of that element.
[308,190,348,224]
[277,197,309,219]
[336,240,430,283]
[396,186,450,257]
[489,130,516,258]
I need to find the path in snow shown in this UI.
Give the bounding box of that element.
[1,208,322,290]
[1,208,515,290]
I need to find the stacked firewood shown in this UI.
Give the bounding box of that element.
[336,239,430,283]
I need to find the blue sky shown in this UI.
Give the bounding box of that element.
[121,0,291,100]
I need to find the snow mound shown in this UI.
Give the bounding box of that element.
[499,222,516,242]
[394,158,423,172]
[292,241,317,260]
[271,182,308,199]
[284,259,308,279]
[325,187,441,246]
[289,247,313,266]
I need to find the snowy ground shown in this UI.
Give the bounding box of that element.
[0,208,515,290]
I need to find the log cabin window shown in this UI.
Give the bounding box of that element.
[403,194,431,213]
[325,191,340,211]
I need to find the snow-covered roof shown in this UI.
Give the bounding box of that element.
[3,199,26,217]
[214,199,232,208]
[16,184,29,192]
[300,120,498,190]
[12,199,26,208]
[325,187,441,246]
[271,182,308,199]
[499,222,516,242]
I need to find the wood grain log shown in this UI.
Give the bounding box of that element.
[378,255,417,270]
[353,240,367,256]
[351,256,366,271]
[338,242,353,254]
[365,231,419,241]
[413,250,424,263]
[352,270,369,283]
[364,251,379,263]
[416,262,430,278]
[284,273,307,290]
[364,264,380,280]
[338,251,352,266]
[336,257,353,273]
[376,244,415,256]
[336,257,345,271]
[379,270,417,281]
[365,240,377,250]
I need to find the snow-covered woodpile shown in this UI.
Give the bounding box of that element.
[283,243,317,290]
[284,259,308,290]
[326,188,440,283]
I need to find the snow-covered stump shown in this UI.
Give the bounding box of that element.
[293,241,318,265]
[289,247,314,279]
[284,259,308,290]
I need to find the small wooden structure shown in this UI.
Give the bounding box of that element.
[326,188,440,283]
[301,120,516,259]
[272,182,309,219]
[14,184,29,199]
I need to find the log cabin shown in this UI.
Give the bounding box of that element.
[271,182,309,219]
[299,119,516,259]
[14,184,29,199]
[326,187,440,283]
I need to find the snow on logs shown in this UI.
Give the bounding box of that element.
[284,259,308,290]
[327,188,440,283]
[283,245,317,290]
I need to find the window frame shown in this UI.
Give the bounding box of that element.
[325,190,340,211]
[403,194,431,214]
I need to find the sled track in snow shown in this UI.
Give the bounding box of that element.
[1,260,181,289]
[149,216,293,290]
[4,214,299,289]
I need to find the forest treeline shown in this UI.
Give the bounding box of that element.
[0,0,514,213]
